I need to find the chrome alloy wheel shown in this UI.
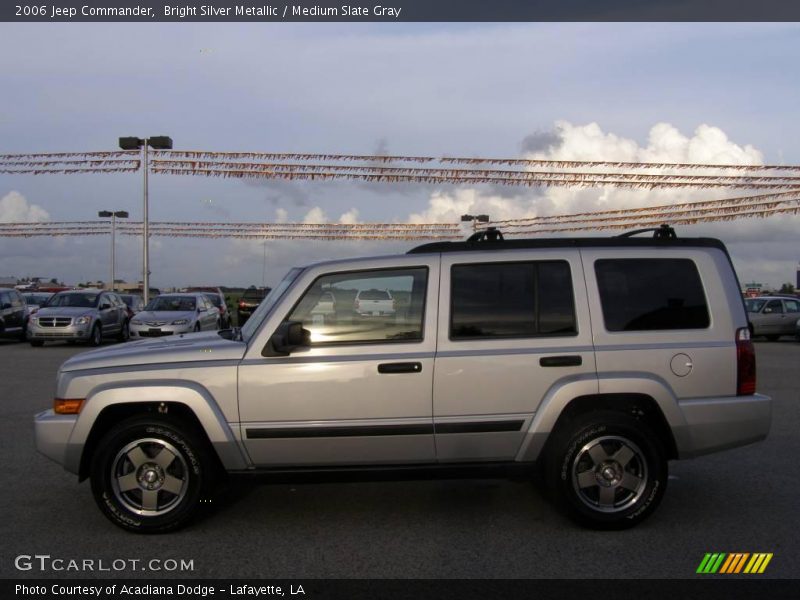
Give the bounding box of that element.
[110,438,189,516]
[571,435,648,513]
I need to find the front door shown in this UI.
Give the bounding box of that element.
[238,260,439,467]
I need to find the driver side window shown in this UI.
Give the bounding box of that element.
[286,267,428,345]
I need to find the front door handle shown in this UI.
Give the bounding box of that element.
[378,362,423,374]
[539,355,582,367]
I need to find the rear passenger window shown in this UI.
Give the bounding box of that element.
[450,261,576,339]
[595,259,710,331]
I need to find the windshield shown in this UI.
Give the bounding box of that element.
[240,267,304,341]
[145,296,197,312]
[47,293,98,308]
[744,298,766,313]
[25,293,52,305]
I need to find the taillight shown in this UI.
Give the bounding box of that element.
[736,327,756,395]
[238,300,246,309]
[392,299,396,309]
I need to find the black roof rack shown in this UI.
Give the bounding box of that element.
[407,224,727,254]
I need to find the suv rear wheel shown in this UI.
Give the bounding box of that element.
[545,410,667,529]
[90,416,214,533]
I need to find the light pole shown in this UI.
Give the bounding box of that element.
[98,211,129,292]
[119,135,173,304]
[460,214,490,232]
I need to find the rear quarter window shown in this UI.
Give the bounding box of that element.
[595,258,710,331]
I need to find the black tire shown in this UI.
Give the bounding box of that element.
[545,410,667,530]
[89,323,102,346]
[90,416,214,533]
[19,322,28,342]
[30,340,44,347]
[193,322,201,333]
[117,320,130,342]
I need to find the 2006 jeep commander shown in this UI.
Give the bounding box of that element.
[34,226,771,532]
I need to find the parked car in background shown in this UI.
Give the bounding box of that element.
[23,291,53,316]
[118,294,145,319]
[237,287,270,325]
[129,293,220,338]
[28,289,128,346]
[745,296,800,340]
[185,287,231,328]
[0,288,29,342]
[354,288,395,316]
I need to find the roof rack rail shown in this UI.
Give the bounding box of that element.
[616,224,676,239]
[466,227,505,242]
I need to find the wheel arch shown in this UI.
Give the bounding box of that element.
[70,383,248,480]
[517,376,685,462]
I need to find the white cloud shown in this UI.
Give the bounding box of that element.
[337,208,360,224]
[302,207,328,223]
[0,191,50,222]
[410,121,773,223]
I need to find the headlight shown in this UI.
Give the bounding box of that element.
[29,317,38,324]
[171,319,189,325]
[130,319,142,325]
[75,316,91,325]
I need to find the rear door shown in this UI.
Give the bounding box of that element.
[433,249,596,462]
[781,299,800,335]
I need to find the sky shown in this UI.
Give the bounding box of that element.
[1,22,799,289]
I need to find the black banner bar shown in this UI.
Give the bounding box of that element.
[5,579,800,600]
[4,0,800,22]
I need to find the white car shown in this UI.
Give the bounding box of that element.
[129,293,220,338]
[354,289,395,316]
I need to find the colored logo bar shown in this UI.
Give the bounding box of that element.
[697,553,773,574]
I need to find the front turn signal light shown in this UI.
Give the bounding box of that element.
[54,398,85,414]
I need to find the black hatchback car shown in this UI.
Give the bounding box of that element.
[0,288,29,342]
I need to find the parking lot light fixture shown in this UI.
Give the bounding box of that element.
[98,210,129,292]
[118,136,173,304]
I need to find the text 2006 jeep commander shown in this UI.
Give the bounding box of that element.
[35,227,771,532]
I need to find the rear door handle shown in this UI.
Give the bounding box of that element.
[539,355,582,367]
[378,362,423,374]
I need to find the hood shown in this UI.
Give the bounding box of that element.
[60,330,247,372]
[133,310,196,322]
[35,306,95,318]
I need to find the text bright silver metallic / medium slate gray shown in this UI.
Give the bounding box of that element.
[34,227,771,532]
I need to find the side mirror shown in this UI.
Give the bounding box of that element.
[763,308,772,314]
[100,302,111,310]
[263,320,311,357]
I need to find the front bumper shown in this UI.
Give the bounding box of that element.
[129,322,193,338]
[28,321,91,341]
[678,393,772,458]
[35,410,79,472]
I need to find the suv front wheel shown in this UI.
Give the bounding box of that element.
[546,410,667,530]
[90,417,213,533]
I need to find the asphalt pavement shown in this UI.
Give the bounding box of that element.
[1,338,798,579]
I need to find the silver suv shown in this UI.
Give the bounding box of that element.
[34,226,771,532]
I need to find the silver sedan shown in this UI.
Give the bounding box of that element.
[129,293,220,339]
